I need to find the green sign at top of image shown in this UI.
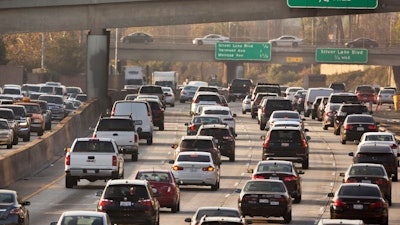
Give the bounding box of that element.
[287,0,377,9]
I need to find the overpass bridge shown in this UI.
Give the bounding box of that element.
[1,0,400,98]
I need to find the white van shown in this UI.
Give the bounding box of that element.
[304,88,333,117]
[111,100,154,145]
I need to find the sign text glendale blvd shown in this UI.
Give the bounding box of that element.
[287,0,377,9]
[215,42,271,61]
[315,48,368,63]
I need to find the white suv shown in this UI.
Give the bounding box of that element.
[190,92,222,115]
[199,105,236,135]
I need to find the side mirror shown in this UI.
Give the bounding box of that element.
[339,172,345,177]
[232,114,237,117]
[306,136,311,141]
[327,193,334,197]
[348,152,354,157]
[96,190,103,197]
[304,128,309,132]
[234,189,241,193]
[171,144,178,149]
[168,160,175,164]
[298,170,305,175]
[247,168,254,173]
[64,147,71,154]
[260,135,266,140]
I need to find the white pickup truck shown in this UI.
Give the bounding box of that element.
[64,137,125,188]
[92,117,140,161]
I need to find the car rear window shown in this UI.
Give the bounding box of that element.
[349,166,385,176]
[365,135,393,142]
[140,86,163,94]
[269,130,301,142]
[341,106,368,114]
[196,95,221,103]
[231,79,252,88]
[272,112,299,119]
[347,116,374,123]
[355,153,394,164]
[339,185,380,197]
[0,193,14,203]
[177,154,211,162]
[193,117,221,124]
[244,181,285,192]
[104,185,149,200]
[356,86,374,93]
[330,95,359,104]
[203,110,229,115]
[265,100,292,110]
[180,140,214,148]
[97,119,135,131]
[257,164,292,173]
[0,110,13,119]
[199,128,230,137]
[195,209,240,221]
[136,172,171,182]
[73,140,115,153]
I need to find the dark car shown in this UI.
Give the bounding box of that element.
[261,126,310,169]
[328,183,388,225]
[340,163,392,206]
[0,189,30,225]
[227,78,253,102]
[259,98,293,131]
[121,32,153,44]
[237,179,292,223]
[250,92,278,119]
[134,169,180,213]
[349,143,399,181]
[180,85,198,103]
[0,108,19,145]
[345,38,379,48]
[184,207,242,225]
[250,160,304,203]
[355,85,375,103]
[329,82,346,93]
[138,85,166,106]
[197,124,236,162]
[96,179,160,225]
[328,92,359,105]
[143,99,165,131]
[333,104,369,135]
[322,103,341,130]
[172,135,221,166]
[251,83,281,100]
[340,114,378,144]
[184,115,223,135]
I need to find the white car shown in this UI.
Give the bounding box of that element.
[162,86,175,107]
[199,105,236,135]
[266,110,304,131]
[268,35,303,47]
[192,34,229,45]
[241,95,251,114]
[190,91,223,115]
[0,118,13,149]
[50,211,111,225]
[170,151,220,190]
[359,132,399,155]
[285,87,304,102]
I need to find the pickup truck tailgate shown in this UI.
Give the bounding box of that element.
[69,152,117,169]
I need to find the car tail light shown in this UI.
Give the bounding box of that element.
[252,174,265,179]
[376,179,387,185]
[98,199,113,210]
[181,91,187,95]
[189,125,196,131]
[112,155,117,166]
[146,106,151,117]
[326,111,332,117]
[370,201,384,209]
[172,165,183,171]
[202,166,215,171]
[301,139,307,148]
[139,199,152,207]
[367,125,377,130]
[134,133,138,143]
[344,125,353,130]
[223,136,234,141]
[345,179,357,183]
[333,200,348,208]
[283,175,297,181]
[65,155,70,166]
[391,144,398,149]
[9,208,19,215]
[263,135,270,148]
[193,99,199,103]
[242,195,257,202]
[277,196,287,203]
[111,108,115,116]
[93,133,97,138]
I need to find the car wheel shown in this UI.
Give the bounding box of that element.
[259,122,265,130]
[340,138,346,144]
[387,195,392,206]
[147,136,153,145]
[65,175,76,188]
[294,194,301,203]
[12,135,18,145]
[171,202,180,213]
[45,122,51,130]
[393,172,398,182]
[6,143,12,149]
[283,210,292,224]
[302,158,309,169]
[323,125,328,130]
[38,129,44,136]
[23,133,30,142]
[131,154,138,162]
[229,154,235,162]
[211,181,219,191]
[312,114,315,120]
[159,123,164,131]
[171,103,175,107]
[334,127,340,135]
[242,109,245,114]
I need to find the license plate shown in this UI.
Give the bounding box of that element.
[269,176,279,180]
[362,180,371,183]
[259,199,269,203]
[120,201,132,207]
[353,204,363,210]
[134,120,142,125]
[270,201,279,205]
[281,143,289,147]
[357,127,364,131]
[86,170,96,174]
[191,168,197,172]
[214,139,219,144]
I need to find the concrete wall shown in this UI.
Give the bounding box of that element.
[0,91,126,188]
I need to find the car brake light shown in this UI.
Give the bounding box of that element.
[367,125,377,130]
[375,179,387,185]
[134,133,138,142]
[9,208,19,215]
[345,179,357,183]
[111,109,115,116]
[344,125,353,130]
[391,144,398,149]
[333,199,348,208]
[172,165,183,171]
[139,199,151,207]
[301,139,307,148]
[112,155,117,166]
[93,133,97,138]
[65,155,70,166]
[202,166,215,171]
[98,199,113,210]
[283,175,297,181]
[193,99,199,103]
[370,201,384,209]
[263,135,270,148]
[252,174,265,179]
[189,125,196,131]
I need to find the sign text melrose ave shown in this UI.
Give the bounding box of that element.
[215,42,271,61]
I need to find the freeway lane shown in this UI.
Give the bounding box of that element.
[7,101,400,225]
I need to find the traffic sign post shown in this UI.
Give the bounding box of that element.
[215,42,271,61]
[315,48,368,63]
[287,0,377,9]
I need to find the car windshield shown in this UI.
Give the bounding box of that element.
[0,193,14,203]
[330,96,359,104]
[356,86,374,93]
[338,185,380,197]
[96,119,134,131]
[199,128,230,137]
[140,86,162,94]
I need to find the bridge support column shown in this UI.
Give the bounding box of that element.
[392,66,400,91]
[87,29,110,100]
[225,62,244,85]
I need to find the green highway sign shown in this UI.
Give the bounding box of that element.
[287,0,377,9]
[315,48,368,63]
[215,42,271,61]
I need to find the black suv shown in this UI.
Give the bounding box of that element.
[227,78,253,102]
[259,98,293,130]
[261,126,311,169]
[96,179,160,225]
[349,143,399,181]
[333,103,369,135]
[197,124,236,162]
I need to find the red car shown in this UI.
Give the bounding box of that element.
[134,169,180,213]
[355,85,375,103]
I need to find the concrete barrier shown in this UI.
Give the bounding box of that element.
[0,98,109,188]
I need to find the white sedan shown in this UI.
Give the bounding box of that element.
[359,132,399,155]
[162,87,175,107]
[192,34,229,45]
[269,35,303,47]
[50,211,111,225]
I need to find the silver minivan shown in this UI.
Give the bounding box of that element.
[111,100,154,145]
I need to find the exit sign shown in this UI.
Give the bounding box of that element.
[315,48,368,63]
[215,42,271,61]
[287,0,377,9]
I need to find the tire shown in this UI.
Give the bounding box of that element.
[159,123,164,131]
[45,122,51,130]
[260,122,265,130]
[387,196,392,206]
[311,114,315,120]
[131,154,138,162]
[393,172,398,182]
[341,138,346,144]
[229,154,235,162]
[38,129,44,136]
[294,194,302,203]
[6,143,12,149]
[65,175,75,188]
[323,125,328,130]
[12,135,18,145]
[302,158,309,169]
[334,127,340,135]
[211,181,219,191]
[242,110,245,114]
[171,202,180,213]
[147,136,153,145]
[23,133,30,142]
[283,210,292,224]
